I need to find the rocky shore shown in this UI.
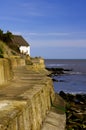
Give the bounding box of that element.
[59,91,86,130]
[46,67,72,82]
[46,67,86,130]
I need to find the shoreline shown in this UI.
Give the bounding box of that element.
[46,67,86,94]
[46,66,86,129]
[59,91,86,130]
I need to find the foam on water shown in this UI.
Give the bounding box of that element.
[45,59,86,94]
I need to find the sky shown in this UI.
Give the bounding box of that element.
[0,0,86,59]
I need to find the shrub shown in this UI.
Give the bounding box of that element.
[0,47,3,55]
[0,47,3,58]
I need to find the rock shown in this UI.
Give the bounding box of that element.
[46,67,73,77]
[59,80,65,82]
[59,92,86,130]
[59,91,67,100]
[52,78,58,82]
[70,107,81,113]
[73,99,80,104]
[73,112,84,120]
[46,67,65,76]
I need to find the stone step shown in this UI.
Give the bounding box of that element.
[41,94,66,130]
[41,111,66,130]
[0,66,66,130]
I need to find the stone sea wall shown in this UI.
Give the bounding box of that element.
[0,81,55,130]
[0,57,56,130]
[0,58,12,85]
[10,57,26,68]
[0,57,26,86]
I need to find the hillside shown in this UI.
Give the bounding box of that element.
[0,30,29,58]
[8,35,29,53]
[0,40,19,58]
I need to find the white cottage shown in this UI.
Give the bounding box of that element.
[19,46,30,56]
[11,35,30,56]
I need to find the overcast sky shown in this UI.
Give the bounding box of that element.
[1,0,86,59]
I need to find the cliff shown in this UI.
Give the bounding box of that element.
[0,57,66,130]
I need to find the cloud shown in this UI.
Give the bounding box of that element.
[0,16,27,23]
[20,1,57,17]
[28,32,86,36]
[20,1,46,16]
[28,32,69,36]
[10,30,86,48]
[12,31,22,35]
[29,39,86,47]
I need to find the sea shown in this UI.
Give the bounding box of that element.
[44,59,86,94]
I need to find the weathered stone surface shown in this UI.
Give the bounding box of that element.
[0,58,66,130]
[60,91,86,130]
[41,111,66,130]
[0,59,13,85]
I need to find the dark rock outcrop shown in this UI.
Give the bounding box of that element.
[46,67,72,77]
[59,91,86,130]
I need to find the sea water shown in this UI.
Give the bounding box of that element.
[45,59,86,94]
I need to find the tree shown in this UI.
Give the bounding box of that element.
[0,29,3,40]
[3,31,13,43]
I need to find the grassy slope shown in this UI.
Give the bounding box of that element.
[0,40,19,58]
